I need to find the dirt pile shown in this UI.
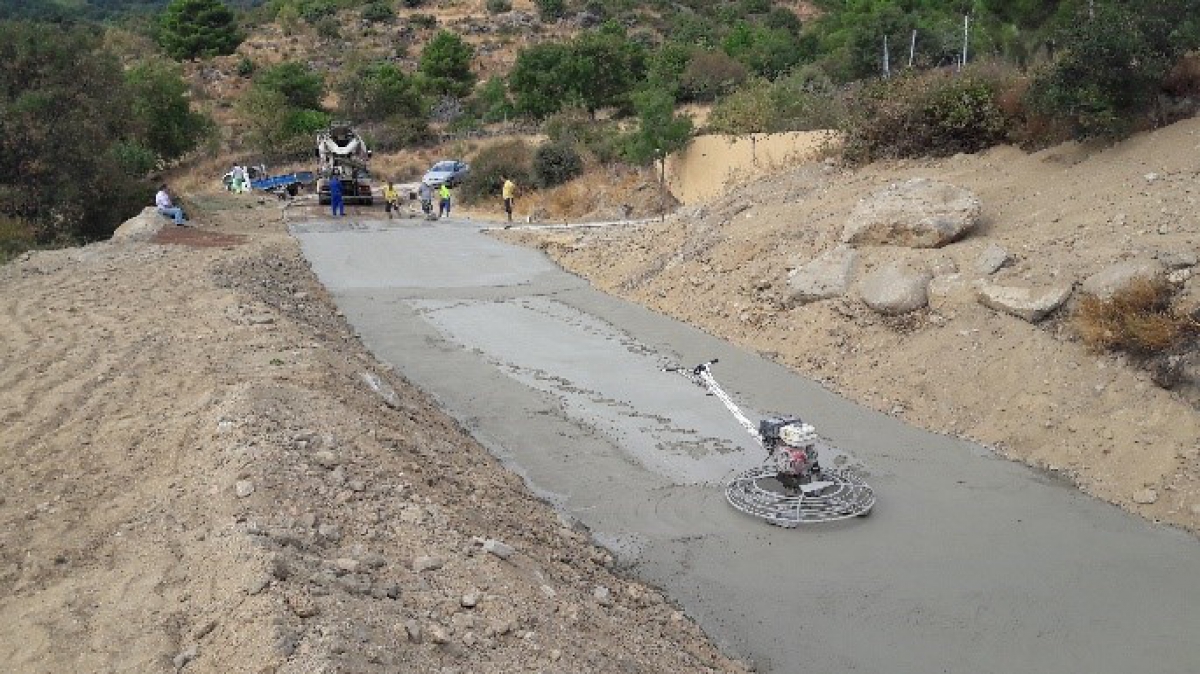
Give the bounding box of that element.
[0,198,745,673]
[503,119,1200,533]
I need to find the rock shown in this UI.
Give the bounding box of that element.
[333,557,360,574]
[1190,504,1200,517]
[787,245,858,304]
[413,555,445,572]
[859,264,932,315]
[112,207,168,243]
[976,243,1010,275]
[461,591,480,608]
[404,620,422,643]
[842,178,981,248]
[247,315,275,325]
[928,274,973,311]
[360,371,401,409]
[593,585,612,607]
[173,645,197,671]
[245,574,270,595]
[234,479,255,498]
[975,282,1073,322]
[312,450,339,468]
[317,523,341,541]
[482,539,515,560]
[1132,489,1159,505]
[427,623,450,645]
[1157,250,1198,270]
[1081,260,1163,299]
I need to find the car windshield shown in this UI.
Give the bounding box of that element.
[431,161,458,172]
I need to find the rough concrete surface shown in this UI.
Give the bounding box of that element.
[295,215,1200,674]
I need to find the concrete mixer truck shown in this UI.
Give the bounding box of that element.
[317,122,374,205]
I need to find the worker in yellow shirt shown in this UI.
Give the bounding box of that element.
[501,175,516,224]
[383,181,400,219]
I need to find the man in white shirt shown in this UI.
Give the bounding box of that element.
[155,184,187,226]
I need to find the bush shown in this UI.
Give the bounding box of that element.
[535,0,565,22]
[409,13,437,30]
[0,216,35,264]
[298,0,336,23]
[314,15,340,39]
[706,71,844,135]
[840,66,1014,165]
[533,141,583,188]
[236,56,255,77]
[1073,278,1195,356]
[361,1,394,23]
[486,0,511,13]
[400,0,423,6]
[1026,2,1181,140]
[459,139,533,204]
[679,49,748,102]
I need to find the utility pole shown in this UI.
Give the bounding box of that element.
[960,14,969,71]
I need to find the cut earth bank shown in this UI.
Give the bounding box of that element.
[0,201,748,672]
[501,117,1200,534]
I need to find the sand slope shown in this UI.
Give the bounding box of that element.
[0,202,746,673]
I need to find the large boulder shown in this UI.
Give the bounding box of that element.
[859,263,932,315]
[111,206,167,242]
[975,281,1073,322]
[1081,259,1163,299]
[787,245,857,304]
[842,178,981,248]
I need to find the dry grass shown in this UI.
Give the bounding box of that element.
[1073,278,1195,355]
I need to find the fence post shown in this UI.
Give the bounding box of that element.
[909,29,916,68]
[883,34,890,78]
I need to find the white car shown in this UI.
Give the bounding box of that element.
[422,160,470,188]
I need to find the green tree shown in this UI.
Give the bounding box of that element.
[509,41,577,118]
[158,0,242,60]
[0,22,149,243]
[419,30,476,97]
[622,87,692,165]
[534,0,564,22]
[569,24,646,116]
[125,58,213,163]
[722,21,804,79]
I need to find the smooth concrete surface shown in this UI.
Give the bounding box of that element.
[294,217,1200,674]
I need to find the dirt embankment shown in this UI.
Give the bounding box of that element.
[0,199,746,673]
[504,119,1200,533]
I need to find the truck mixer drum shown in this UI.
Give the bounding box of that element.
[665,360,875,527]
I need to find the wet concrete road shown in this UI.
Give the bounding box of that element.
[294,217,1200,674]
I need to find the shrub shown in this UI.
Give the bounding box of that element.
[361,1,394,24]
[840,65,1014,165]
[0,215,36,264]
[409,13,437,30]
[298,0,336,23]
[535,0,564,22]
[459,139,533,204]
[533,141,583,188]
[1073,278,1195,356]
[486,0,511,13]
[236,56,255,77]
[1026,2,1190,140]
[400,0,423,6]
[679,49,748,102]
[314,15,340,40]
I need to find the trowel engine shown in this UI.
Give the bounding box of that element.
[758,416,820,489]
[665,359,875,526]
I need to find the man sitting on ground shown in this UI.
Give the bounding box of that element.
[155,184,187,226]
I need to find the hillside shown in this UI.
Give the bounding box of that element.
[502,118,1200,533]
